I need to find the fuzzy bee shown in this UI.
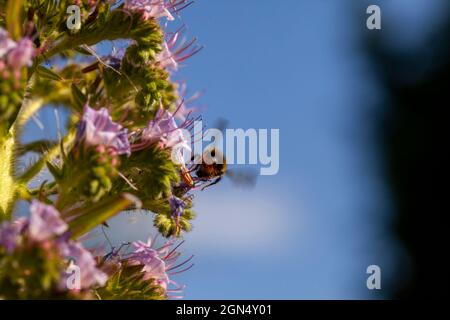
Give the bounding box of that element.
[179,117,259,191]
[181,148,227,190]
[181,147,257,191]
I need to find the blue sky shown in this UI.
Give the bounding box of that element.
[21,0,448,299]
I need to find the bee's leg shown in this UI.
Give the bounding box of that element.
[201,177,222,191]
[187,157,197,169]
[188,164,199,173]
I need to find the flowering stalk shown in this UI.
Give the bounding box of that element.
[0,0,221,299]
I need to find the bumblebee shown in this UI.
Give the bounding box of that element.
[181,148,227,190]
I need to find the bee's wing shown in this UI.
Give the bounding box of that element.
[215,117,230,133]
[214,118,258,188]
[226,169,258,188]
[210,117,230,149]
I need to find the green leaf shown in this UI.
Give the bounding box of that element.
[71,84,87,110]
[46,161,62,181]
[36,66,63,82]
[6,0,23,40]
[68,193,142,239]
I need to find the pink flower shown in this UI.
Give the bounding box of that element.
[174,82,203,121]
[143,108,184,147]
[28,200,68,242]
[0,201,107,291]
[0,28,16,59]
[128,237,193,297]
[6,38,35,70]
[124,0,193,21]
[132,106,193,155]
[157,40,179,70]
[129,240,169,285]
[1,201,68,251]
[125,0,173,21]
[59,241,108,289]
[157,27,202,71]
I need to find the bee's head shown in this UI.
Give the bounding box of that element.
[203,147,226,166]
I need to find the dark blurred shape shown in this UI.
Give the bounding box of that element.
[214,117,230,133]
[364,11,449,298]
[227,169,258,188]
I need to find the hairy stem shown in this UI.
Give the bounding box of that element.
[0,133,15,219]
[0,75,47,219]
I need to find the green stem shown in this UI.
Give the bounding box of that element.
[0,134,16,219]
[68,193,141,239]
[32,10,152,72]
[0,77,41,220]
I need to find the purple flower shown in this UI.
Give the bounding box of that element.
[0,28,16,59]
[124,0,181,21]
[59,241,108,289]
[129,240,169,286]
[6,38,34,70]
[28,200,68,242]
[128,237,193,296]
[0,218,28,253]
[28,201,107,289]
[141,108,190,149]
[104,48,125,70]
[157,40,179,71]
[174,83,202,121]
[131,107,192,165]
[169,195,186,219]
[0,224,18,253]
[157,28,202,72]
[1,200,67,251]
[0,28,35,77]
[77,105,131,156]
[1,201,107,291]
[143,108,176,142]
